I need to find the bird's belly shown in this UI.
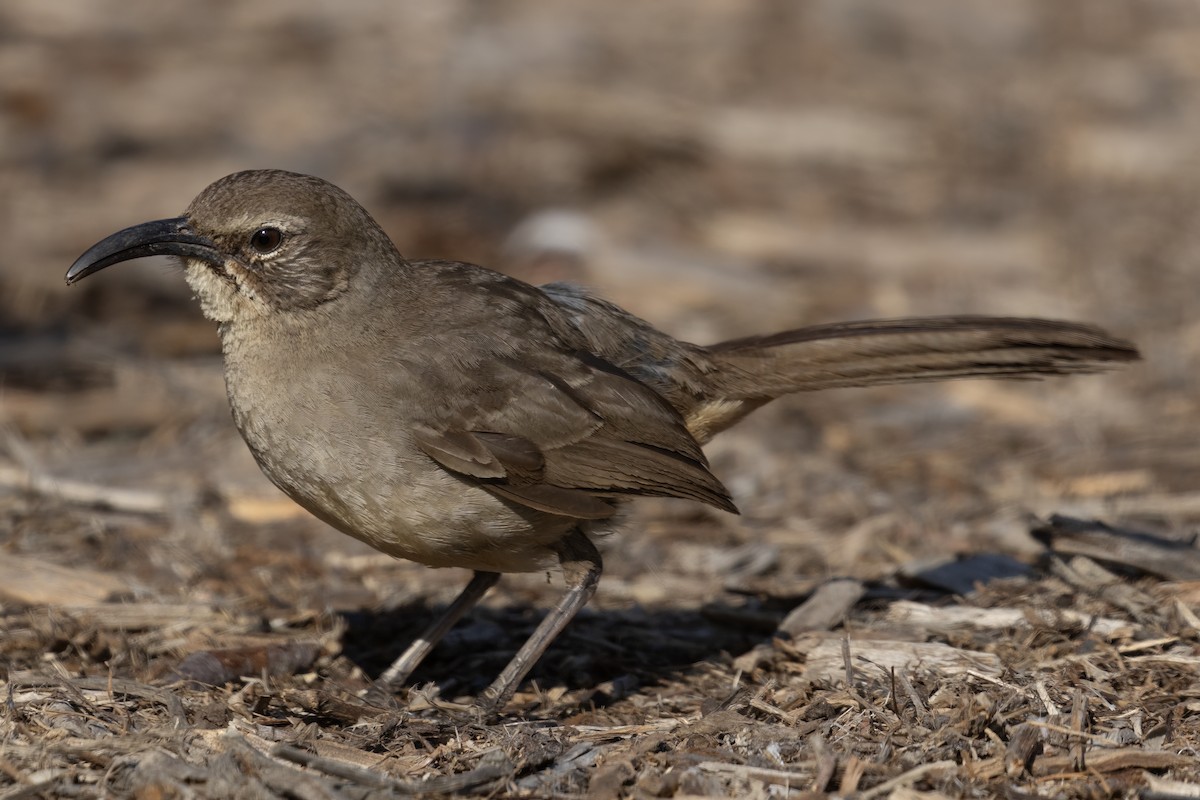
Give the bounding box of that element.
[229,391,571,573]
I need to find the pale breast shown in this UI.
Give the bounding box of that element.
[220,339,573,573]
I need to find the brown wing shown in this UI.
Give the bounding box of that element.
[412,350,736,519]
[385,260,736,519]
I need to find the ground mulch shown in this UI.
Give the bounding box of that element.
[3,1,1200,796]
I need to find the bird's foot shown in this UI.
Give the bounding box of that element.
[364,681,503,725]
[360,680,403,709]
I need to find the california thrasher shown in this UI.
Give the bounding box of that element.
[67,169,1138,711]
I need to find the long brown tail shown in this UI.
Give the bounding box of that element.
[683,316,1139,441]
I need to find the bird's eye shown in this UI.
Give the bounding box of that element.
[249,227,284,254]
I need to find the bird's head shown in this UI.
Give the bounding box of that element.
[67,170,395,322]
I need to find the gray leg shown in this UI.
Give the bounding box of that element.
[478,529,602,712]
[369,570,500,699]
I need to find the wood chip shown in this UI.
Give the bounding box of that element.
[1004,723,1042,777]
[1143,775,1200,799]
[170,642,322,685]
[225,492,308,523]
[1032,749,1193,777]
[1046,554,1154,618]
[778,579,865,636]
[1034,515,1200,581]
[0,464,173,515]
[800,634,1003,683]
[1069,688,1088,772]
[62,602,228,631]
[0,555,132,605]
[883,600,1133,639]
[695,759,817,788]
[858,760,956,799]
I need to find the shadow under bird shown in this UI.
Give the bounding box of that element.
[67,169,1139,712]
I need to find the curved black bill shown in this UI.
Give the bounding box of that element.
[66,217,223,285]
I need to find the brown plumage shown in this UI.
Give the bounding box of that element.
[66,169,1139,712]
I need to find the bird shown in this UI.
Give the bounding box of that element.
[66,169,1139,712]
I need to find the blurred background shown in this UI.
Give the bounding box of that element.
[1,0,1197,679]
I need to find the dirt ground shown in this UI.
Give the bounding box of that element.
[2,1,1200,797]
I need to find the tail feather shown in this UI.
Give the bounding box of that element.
[707,316,1139,398]
[679,316,1138,442]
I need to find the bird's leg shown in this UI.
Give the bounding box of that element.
[478,528,602,713]
[367,570,500,701]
